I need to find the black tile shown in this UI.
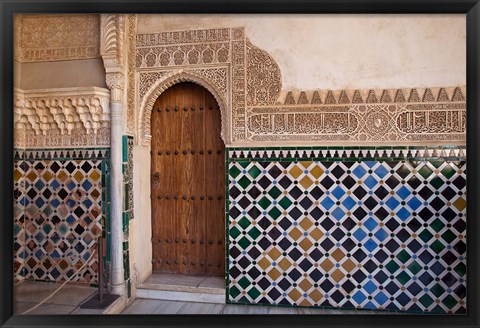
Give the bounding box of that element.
[374,186,389,200]
[418,186,434,201]
[229,186,241,199]
[364,197,378,210]
[290,186,303,199]
[385,175,400,189]
[320,176,335,189]
[352,207,368,220]
[375,208,389,221]
[352,186,367,200]
[342,176,356,189]
[277,237,292,251]
[248,186,262,199]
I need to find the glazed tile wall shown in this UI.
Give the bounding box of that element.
[122,135,134,298]
[226,147,467,314]
[13,149,110,285]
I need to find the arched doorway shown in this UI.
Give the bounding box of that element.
[150,82,225,277]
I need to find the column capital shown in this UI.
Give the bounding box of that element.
[106,73,125,103]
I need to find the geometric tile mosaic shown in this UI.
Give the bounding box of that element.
[14,149,109,285]
[227,150,466,314]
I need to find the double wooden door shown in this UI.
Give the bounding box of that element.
[151,82,225,276]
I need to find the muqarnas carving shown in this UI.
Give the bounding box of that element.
[14,87,111,148]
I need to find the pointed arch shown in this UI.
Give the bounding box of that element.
[138,69,230,146]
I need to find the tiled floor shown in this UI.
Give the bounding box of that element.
[14,280,100,315]
[121,298,398,315]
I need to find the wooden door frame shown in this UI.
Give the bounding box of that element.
[146,77,228,278]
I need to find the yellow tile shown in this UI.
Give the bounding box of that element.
[299,238,313,252]
[27,171,37,182]
[453,197,466,211]
[268,248,281,261]
[13,169,22,182]
[331,249,345,262]
[320,258,334,272]
[299,278,313,292]
[300,161,313,169]
[289,165,303,179]
[299,298,313,306]
[288,288,302,302]
[309,228,324,241]
[74,171,84,182]
[289,227,303,240]
[309,289,323,303]
[258,257,270,270]
[300,217,313,230]
[43,171,53,182]
[267,267,281,280]
[90,170,101,182]
[342,259,356,272]
[309,165,324,179]
[300,176,313,189]
[58,170,68,182]
[331,269,345,282]
[278,257,292,271]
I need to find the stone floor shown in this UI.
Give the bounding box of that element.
[14,280,102,315]
[121,298,397,315]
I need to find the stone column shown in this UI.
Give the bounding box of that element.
[106,73,125,296]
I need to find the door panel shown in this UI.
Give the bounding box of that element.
[151,82,225,276]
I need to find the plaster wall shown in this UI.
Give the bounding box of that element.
[132,145,153,284]
[137,14,466,91]
[19,59,107,89]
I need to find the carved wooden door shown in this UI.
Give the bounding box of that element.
[151,82,225,276]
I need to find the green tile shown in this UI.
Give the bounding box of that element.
[396,271,411,284]
[418,229,434,243]
[237,176,252,189]
[441,165,456,179]
[397,250,410,263]
[386,260,400,274]
[441,230,456,244]
[407,261,422,275]
[238,216,250,229]
[268,186,282,199]
[442,295,457,309]
[430,176,445,189]
[247,226,261,240]
[268,207,282,220]
[278,196,292,210]
[248,165,262,178]
[247,286,261,300]
[419,294,434,308]
[454,262,466,277]
[238,276,250,289]
[430,240,446,253]
[230,166,242,179]
[430,219,445,233]
[418,165,434,179]
[258,196,271,210]
[230,285,241,298]
[430,283,445,298]
[238,236,251,249]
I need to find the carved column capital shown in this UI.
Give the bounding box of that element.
[106,73,125,103]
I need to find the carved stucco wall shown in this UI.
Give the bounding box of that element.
[134,27,466,147]
[15,15,100,63]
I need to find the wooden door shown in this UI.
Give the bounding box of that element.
[151,82,225,276]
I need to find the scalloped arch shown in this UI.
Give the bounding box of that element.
[138,70,230,146]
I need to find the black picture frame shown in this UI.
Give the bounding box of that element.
[1,1,479,327]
